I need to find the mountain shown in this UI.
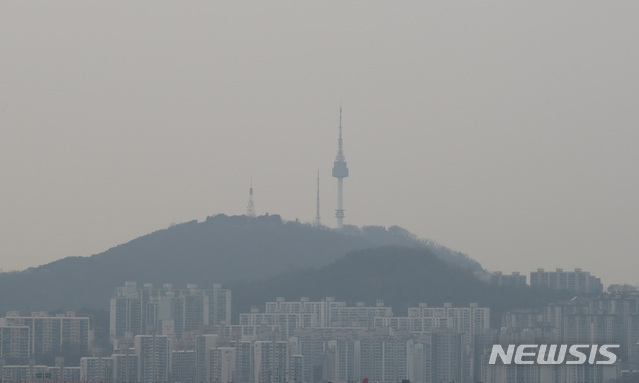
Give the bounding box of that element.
[0,214,480,314]
[230,246,567,321]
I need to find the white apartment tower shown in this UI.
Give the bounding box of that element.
[135,335,171,383]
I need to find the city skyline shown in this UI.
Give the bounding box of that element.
[1,2,638,286]
[1,278,634,383]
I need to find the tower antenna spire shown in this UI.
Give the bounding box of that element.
[246,177,256,217]
[314,170,321,227]
[337,104,344,160]
[331,106,349,229]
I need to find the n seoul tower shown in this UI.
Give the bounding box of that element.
[332,107,349,229]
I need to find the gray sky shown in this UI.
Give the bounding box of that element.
[1,2,638,285]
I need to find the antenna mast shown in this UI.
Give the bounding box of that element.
[314,170,321,226]
[246,177,256,217]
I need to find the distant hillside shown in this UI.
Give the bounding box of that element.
[0,214,480,314]
[231,246,567,321]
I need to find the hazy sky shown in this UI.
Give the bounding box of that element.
[1,2,638,285]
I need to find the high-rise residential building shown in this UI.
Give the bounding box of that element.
[490,271,527,287]
[196,334,219,383]
[239,309,314,339]
[172,286,205,338]
[376,303,490,347]
[0,325,31,361]
[358,330,412,383]
[110,282,146,341]
[289,331,329,383]
[430,327,470,383]
[588,292,639,370]
[2,311,89,359]
[247,297,392,333]
[172,350,197,383]
[324,339,359,383]
[80,357,113,383]
[253,341,288,383]
[209,347,236,383]
[411,303,489,340]
[496,292,637,378]
[62,366,81,382]
[530,268,603,294]
[265,297,330,327]
[564,313,622,346]
[374,314,450,333]
[209,284,232,327]
[290,354,304,383]
[110,282,231,341]
[231,340,252,383]
[1,365,50,382]
[135,335,171,383]
[407,336,432,383]
[501,309,545,330]
[170,284,232,338]
[328,300,392,328]
[2,365,80,383]
[112,352,138,383]
[211,324,281,341]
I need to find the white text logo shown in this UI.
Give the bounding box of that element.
[488,344,620,365]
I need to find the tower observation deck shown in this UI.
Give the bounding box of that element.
[332,107,349,229]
